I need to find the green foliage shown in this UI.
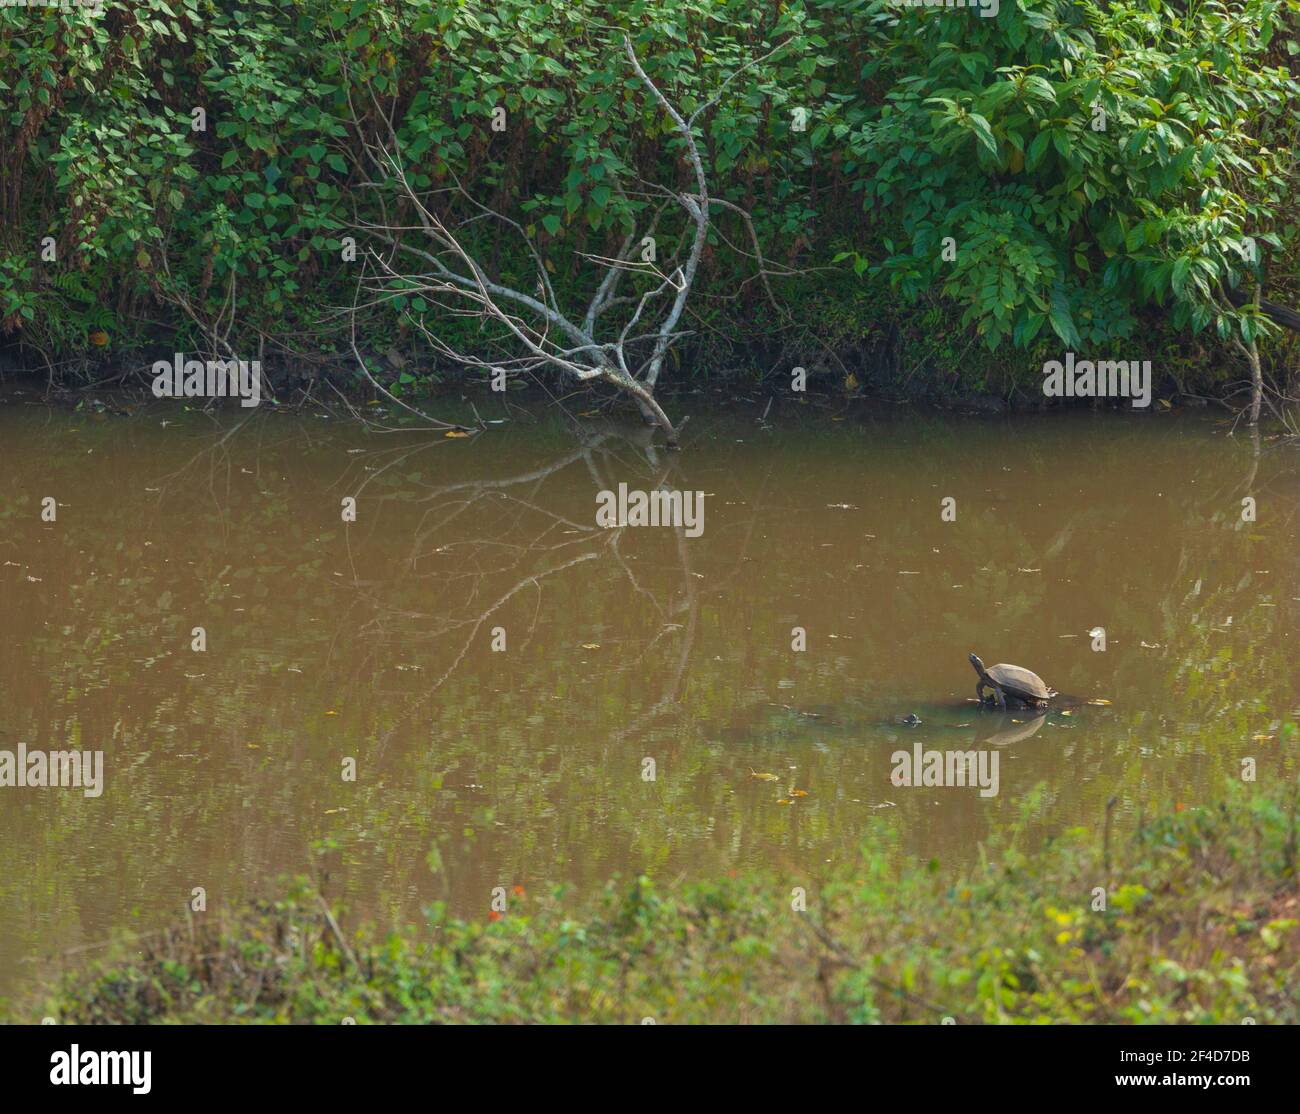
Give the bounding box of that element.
[847,0,1299,350]
[28,769,1300,1024]
[0,0,1295,389]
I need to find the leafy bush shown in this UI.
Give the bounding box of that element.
[1,1,1295,393]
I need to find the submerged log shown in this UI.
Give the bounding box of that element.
[1225,287,1300,333]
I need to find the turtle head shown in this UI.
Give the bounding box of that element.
[969,653,985,674]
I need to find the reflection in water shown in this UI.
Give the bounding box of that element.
[976,710,1049,747]
[0,394,1296,999]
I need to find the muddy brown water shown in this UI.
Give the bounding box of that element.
[0,390,1296,1003]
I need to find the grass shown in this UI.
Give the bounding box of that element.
[23,775,1300,1025]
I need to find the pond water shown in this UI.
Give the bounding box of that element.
[0,389,1296,1002]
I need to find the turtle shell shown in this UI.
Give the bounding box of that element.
[985,663,1055,701]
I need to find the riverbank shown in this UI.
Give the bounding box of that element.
[23,772,1299,1025]
[0,355,1255,424]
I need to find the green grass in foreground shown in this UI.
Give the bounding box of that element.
[27,776,1300,1024]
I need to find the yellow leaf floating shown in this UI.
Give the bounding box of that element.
[750,769,780,782]
[1252,734,1275,743]
[325,710,339,716]
[1087,698,1113,706]
[789,788,809,797]
[777,799,792,806]
[444,430,471,438]
[580,643,600,650]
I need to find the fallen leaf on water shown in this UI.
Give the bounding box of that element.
[580,643,600,650]
[750,769,780,782]
[1252,734,1275,743]
[789,789,809,797]
[325,710,340,716]
[777,799,792,806]
[1060,710,1073,717]
[1087,698,1113,706]
[444,430,471,438]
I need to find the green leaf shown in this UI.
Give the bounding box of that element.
[1027,131,1051,170]
[1171,257,1191,297]
[1048,287,1079,347]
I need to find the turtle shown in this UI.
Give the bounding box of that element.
[968,653,1057,710]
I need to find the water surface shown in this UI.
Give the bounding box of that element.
[0,391,1295,1003]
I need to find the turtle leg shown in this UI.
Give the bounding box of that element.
[996,687,1007,711]
[975,682,986,704]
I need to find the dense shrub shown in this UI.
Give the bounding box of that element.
[1,1,1296,395]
